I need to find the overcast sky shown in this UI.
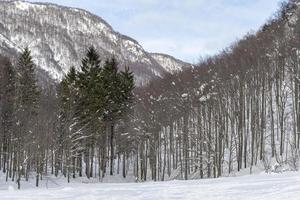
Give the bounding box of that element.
[28,0,283,63]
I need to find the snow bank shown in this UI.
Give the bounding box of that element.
[1,172,300,199]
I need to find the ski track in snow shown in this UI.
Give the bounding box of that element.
[1,172,300,199]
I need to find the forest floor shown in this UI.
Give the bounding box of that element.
[0,171,300,200]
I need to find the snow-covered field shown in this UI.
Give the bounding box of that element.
[1,172,300,200]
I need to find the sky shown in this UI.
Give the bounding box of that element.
[28,0,283,63]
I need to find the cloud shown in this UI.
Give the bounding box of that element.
[28,0,283,63]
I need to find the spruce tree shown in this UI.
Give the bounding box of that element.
[101,58,134,175]
[119,66,134,114]
[17,47,40,112]
[59,47,134,178]
[16,47,40,186]
[77,46,103,124]
[75,47,104,178]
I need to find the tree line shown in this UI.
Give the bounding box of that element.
[128,0,300,181]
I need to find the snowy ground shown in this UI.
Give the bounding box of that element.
[1,172,300,200]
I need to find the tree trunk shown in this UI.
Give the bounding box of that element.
[110,122,114,176]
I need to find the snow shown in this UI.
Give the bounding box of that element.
[14,1,31,10]
[14,1,45,11]
[0,33,23,53]
[181,93,188,98]
[151,53,189,74]
[1,172,300,199]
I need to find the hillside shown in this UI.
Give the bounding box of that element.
[0,0,189,85]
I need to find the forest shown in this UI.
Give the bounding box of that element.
[0,0,300,189]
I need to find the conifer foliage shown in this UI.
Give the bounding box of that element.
[16,48,41,187]
[57,47,134,179]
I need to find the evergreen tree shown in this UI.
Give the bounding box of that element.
[17,47,40,112]
[119,66,134,114]
[77,47,103,124]
[75,47,104,178]
[101,58,134,175]
[56,47,134,178]
[16,47,40,187]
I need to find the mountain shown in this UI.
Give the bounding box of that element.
[150,53,192,74]
[0,0,190,86]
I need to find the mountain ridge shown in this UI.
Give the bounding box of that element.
[0,0,190,85]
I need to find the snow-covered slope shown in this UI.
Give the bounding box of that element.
[0,0,189,85]
[150,53,192,74]
[1,171,300,199]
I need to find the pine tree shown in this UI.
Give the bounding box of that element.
[16,47,40,187]
[118,66,134,178]
[75,47,104,178]
[58,47,134,178]
[119,66,134,114]
[17,47,40,112]
[101,58,134,175]
[77,46,103,124]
